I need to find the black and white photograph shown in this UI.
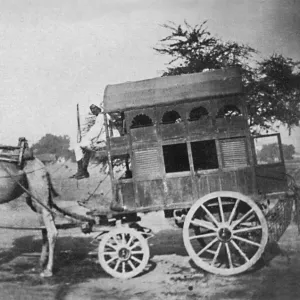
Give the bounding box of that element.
[0,0,300,299]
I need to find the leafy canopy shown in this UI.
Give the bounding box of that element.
[31,134,74,161]
[154,21,300,133]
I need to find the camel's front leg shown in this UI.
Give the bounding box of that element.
[40,210,57,277]
[40,228,49,268]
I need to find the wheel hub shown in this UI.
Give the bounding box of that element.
[218,227,232,242]
[118,247,131,261]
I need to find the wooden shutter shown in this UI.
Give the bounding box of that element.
[220,138,248,168]
[134,148,161,179]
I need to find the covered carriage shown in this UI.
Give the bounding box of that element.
[88,67,297,278]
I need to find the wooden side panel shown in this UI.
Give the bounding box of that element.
[235,168,254,194]
[136,179,165,207]
[188,118,213,136]
[195,175,210,198]
[255,164,288,194]
[165,176,194,205]
[110,136,130,155]
[220,171,237,191]
[160,123,186,140]
[116,181,135,209]
[194,168,254,200]
[130,127,158,143]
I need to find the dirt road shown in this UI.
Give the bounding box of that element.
[0,200,300,300]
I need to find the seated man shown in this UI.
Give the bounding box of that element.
[71,104,107,180]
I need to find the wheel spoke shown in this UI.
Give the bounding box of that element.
[131,256,142,264]
[196,237,218,256]
[230,240,249,262]
[122,261,126,273]
[233,225,262,234]
[130,241,141,250]
[126,235,134,247]
[105,242,118,250]
[102,251,116,256]
[189,232,217,240]
[191,219,217,231]
[225,243,233,269]
[211,242,222,266]
[201,204,220,227]
[218,197,225,223]
[131,250,144,255]
[228,199,240,224]
[106,255,118,265]
[121,233,126,245]
[207,249,216,255]
[114,259,121,271]
[231,208,254,229]
[232,235,261,247]
[128,259,136,271]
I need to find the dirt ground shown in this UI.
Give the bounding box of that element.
[0,199,300,300]
[0,161,300,300]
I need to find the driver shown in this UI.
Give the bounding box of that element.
[70,104,106,180]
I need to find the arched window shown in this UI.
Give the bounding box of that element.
[161,110,181,124]
[130,114,153,129]
[189,106,209,121]
[216,105,242,118]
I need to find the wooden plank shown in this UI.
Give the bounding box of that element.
[136,179,165,207]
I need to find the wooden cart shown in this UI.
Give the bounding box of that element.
[84,67,297,278]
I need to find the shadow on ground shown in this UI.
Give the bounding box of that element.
[0,228,191,286]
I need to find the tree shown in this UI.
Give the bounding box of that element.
[257,143,280,163]
[257,143,295,163]
[154,21,300,133]
[282,144,295,160]
[31,134,75,161]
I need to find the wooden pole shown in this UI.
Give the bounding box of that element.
[103,113,117,205]
[77,104,82,143]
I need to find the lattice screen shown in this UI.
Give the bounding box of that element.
[134,148,161,178]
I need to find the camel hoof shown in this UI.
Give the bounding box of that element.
[40,270,53,277]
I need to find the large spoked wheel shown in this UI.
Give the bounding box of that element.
[98,227,150,279]
[183,191,268,276]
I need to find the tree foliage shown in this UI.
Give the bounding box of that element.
[257,143,295,162]
[154,21,300,133]
[31,134,75,161]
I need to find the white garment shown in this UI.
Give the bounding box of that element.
[74,113,120,161]
[75,113,106,161]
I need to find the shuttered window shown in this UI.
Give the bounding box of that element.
[134,148,161,178]
[220,138,248,168]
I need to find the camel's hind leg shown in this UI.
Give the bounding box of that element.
[40,210,57,277]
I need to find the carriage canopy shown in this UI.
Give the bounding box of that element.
[103,68,242,112]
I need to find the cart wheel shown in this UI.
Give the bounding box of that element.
[183,191,268,276]
[98,227,150,279]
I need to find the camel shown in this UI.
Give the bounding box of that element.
[0,157,58,277]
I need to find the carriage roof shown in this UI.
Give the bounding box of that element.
[103,67,243,113]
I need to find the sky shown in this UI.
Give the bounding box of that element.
[0,0,300,150]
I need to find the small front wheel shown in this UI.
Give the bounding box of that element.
[98,227,150,279]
